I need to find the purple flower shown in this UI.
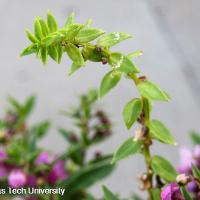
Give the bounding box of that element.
[178,146,200,174]
[8,169,27,188]
[26,175,37,187]
[47,160,69,185]
[0,165,7,178]
[0,150,7,161]
[161,182,184,200]
[35,152,50,165]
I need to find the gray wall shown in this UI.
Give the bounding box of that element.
[0,0,200,198]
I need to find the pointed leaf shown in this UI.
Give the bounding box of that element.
[97,32,132,47]
[190,131,200,145]
[112,138,141,164]
[38,17,49,36]
[149,120,175,145]
[20,44,37,56]
[76,28,105,43]
[128,51,143,59]
[65,43,84,65]
[40,47,48,64]
[62,24,83,41]
[180,187,192,200]
[68,62,82,76]
[192,163,200,179]
[65,12,75,27]
[102,186,119,200]
[151,155,177,182]
[47,11,57,32]
[34,18,43,39]
[150,189,161,200]
[109,52,140,74]
[138,80,170,101]
[25,29,38,43]
[99,70,121,98]
[123,98,143,129]
[48,46,58,62]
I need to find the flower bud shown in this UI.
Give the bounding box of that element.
[8,169,27,188]
[176,174,192,185]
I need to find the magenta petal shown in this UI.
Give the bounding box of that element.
[0,151,7,161]
[8,169,27,188]
[35,152,50,165]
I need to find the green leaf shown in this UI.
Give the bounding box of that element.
[97,32,132,47]
[68,62,82,76]
[138,80,170,101]
[40,47,48,64]
[151,155,177,182]
[180,187,192,200]
[48,46,58,62]
[112,138,141,164]
[56,45,63,63]
[122,98,143,129]
[34,18,43,39]
[128,51,143,59]
[65,43,84,65]
[149,120,175,145]
[59,160,115,197]
[192,163,200,179]
[23,96,36,117]
[76,28,105,43]
[38,17,49,36]
[190,131,200,145]
[65,12,75,27]
[20,44,37,56]
[47,11,58,32]
[109,52,140,74]
[62,24,83,41]
[99,70,121,98]
[150,189,161,200]
[25,29,38,43]
[102,185,119,200]
[32,121,50,138]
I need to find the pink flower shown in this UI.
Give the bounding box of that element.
[0,150,7,161]
[0,165,7,178]
[47,160,69,185]
[26,175,37,187]
[8,169,27,188]
[177,146,200,173]
[161,183,184,200]
[35,152,50,165]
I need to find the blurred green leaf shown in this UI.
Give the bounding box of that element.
[23,96,36,117]
[59,160,115,196]
[20,44,37,56]
[32,121,50,138]
[180,187,192,200]
[128,51,143,59]
[150,189,161,200]
[149,120,175,145]
[48,46,58,62]
[38,17,49,36]
[68,62,82,76]
[151,155,177,182]
[25,29,38,43]
[122,98,142,129]
[138,80,170,101]
[65,12,75,27]
[34,17,43,39]
[99,70,121,98]
[102,185,119,200]
[65,43,84,66]
[190,131,200,145]
[192,163,200,179]
[76,28,105,43]
[109,52,140,74]
[47,11,58,32]
[82,45,103,62]
[97,32,132,47]
[112,138,141,164]
[40,47,48,64]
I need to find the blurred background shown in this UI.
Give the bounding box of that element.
[0,0,200,198]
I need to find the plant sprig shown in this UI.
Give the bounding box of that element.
[22,11,176,199]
